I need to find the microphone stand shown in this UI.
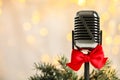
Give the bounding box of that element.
[84,57,90,80]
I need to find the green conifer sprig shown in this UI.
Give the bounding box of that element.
[29,56,120,80]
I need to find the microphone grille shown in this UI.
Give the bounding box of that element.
[74,11,100,43]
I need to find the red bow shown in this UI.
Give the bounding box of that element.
[67,45,108,71]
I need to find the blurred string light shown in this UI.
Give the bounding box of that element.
[0,0,2,16]
[41,54,50,63]
[39,27,48,37]
[105,36,112,45]
[108,0,117,14]
[17,0,26,4]
[70,0,78,4]
[52,56,59,65]
[78,0,86,6]
[112,46,119,55]
[23,22,32,31]
[101,12,110,26]
[118,24,120,32]
[0,0,2,7]
[0,8,2,16]
[108,20,116,35]
[32,11,41,24]
[108,5,116,14]
[114,35,120,45]
[66,32,72,42]
[26,35,36,45]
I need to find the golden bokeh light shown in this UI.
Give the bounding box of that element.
[23,22,32,31]
[78,0,86,6]
[66,32,72,42]
[0,0,2,7]
[39,27,48,37]
[17,0,26,3]
[108,20,116,34]
[52,56,59,65]
[118,24,120,32]
[41,54,50,63]
[105,36,112,45]
[32,11,41,24]
[108,4,116,14]
[112,46,119,55]
[113,35,120,45]
[86,0,95,6]
[70,0,78,4]
[101,12,110,25]
[26,35,36,45]
[0,8,2,16]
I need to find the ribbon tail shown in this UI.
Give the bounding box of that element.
[66,62,82,71]
[91,58,108,69]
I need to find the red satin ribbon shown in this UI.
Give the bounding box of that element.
[67,45,108,71]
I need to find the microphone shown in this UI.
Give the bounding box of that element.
[72,11,102,80]
[73,11,102,49]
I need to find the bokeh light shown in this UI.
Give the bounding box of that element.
[105,36,112,45]
[0,0,2,7]
[39,27,48,37]
[0,8,2,16]
[66,32,72,42]
[78,0,86,6]
[41,54,50,63]
[23,22,32,31]
[32,11,41,24]
[17,0,26,3]
[118,24,120,32]
[26,35,36,45]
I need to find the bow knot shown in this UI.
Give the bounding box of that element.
[67,45,108,71]
[83,54,90,62]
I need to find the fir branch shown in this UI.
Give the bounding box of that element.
[29,56,120,80]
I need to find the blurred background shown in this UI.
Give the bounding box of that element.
[0,0,120,80]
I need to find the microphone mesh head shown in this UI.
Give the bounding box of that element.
[74,11,100,44]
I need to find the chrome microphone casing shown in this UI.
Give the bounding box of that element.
[73,11,102,48]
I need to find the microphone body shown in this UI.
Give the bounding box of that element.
[72,11,102,80]
[73,11,102,49]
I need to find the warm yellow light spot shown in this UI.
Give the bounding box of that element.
[32,11,41,24]
[23,22,32,31]
[66,32,72,42]
[86,0,95,6]
[105,36,112,45]
[108,20,116,33]
[108,4,116,14]
[0,8,2,16]
[113,0,119,2]
[26,35,36,45]
[78,0,86,6]
[112,46,119,55]
[113,35,120,45]
[0,0,3,7]
[102,29,106,38]
[101,12,109,25]
[41,54,50,63]
[52,57,59,65]
[18,0,26,3]
[39,28,48,37]
[118,24,120,32]
[70,0,78,4]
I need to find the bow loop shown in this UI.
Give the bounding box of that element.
[67,45,108,71]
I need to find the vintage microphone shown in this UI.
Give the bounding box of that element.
[72,11,102,80]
